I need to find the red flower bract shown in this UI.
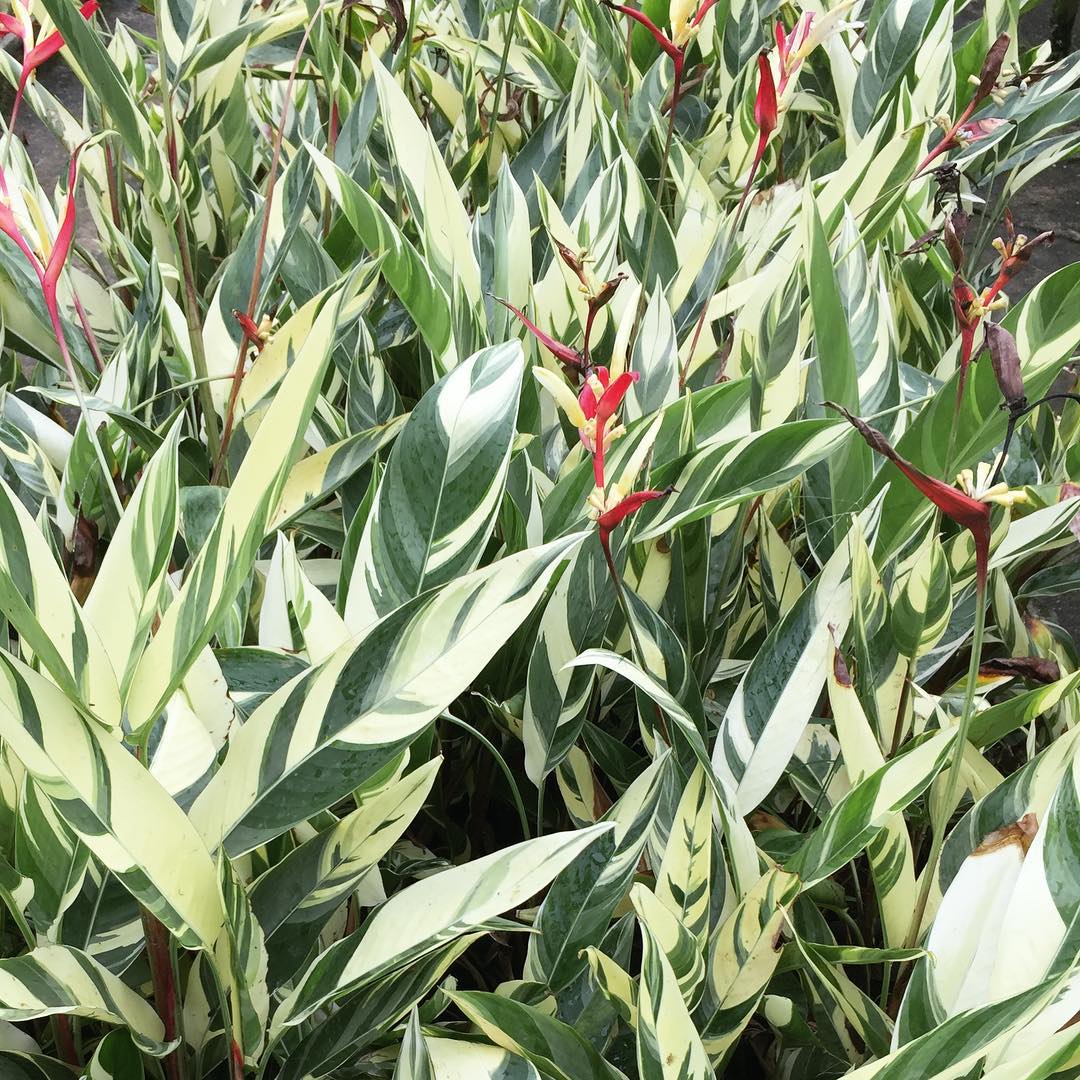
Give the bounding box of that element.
[826,401,992,587]
[598,487,674,547]
[7,0,100,129]
[494,297,583,369]
[591,370,639,487]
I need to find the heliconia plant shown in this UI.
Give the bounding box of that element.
[0,0,1077,1076]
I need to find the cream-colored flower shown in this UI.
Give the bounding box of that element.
[956,457,1028,507]
[669,0,697,46]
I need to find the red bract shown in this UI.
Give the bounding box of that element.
[601,1,682,64]
[5,0,99,129]
[0,151,81,368]
[775,13,813,94]
[597,487,674,548]
[736,54,777,219]
[826,402,992,587]
[951,275,979,400]
[494,297,584,370]
[591,371,639,486]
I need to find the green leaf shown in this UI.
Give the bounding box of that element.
[0,945,172,1056]
[344,341,524,630]
[191,534,585,856]
[273,825,612,1030]
[447,990,628,1080]
[0,654,224,951]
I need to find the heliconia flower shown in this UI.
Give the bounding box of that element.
[955,117,1007,145]
[232,310,274,354]
[775,12,814,93]
[3,0,100,129]
[495,297,584,370]
[984,322,1026,413]
[0,150,82,371]
[597,488,674,549]
[826,402,993,587]
[533,365,639,487]
[950,275,985,399]
[983,224,1054,306]
[591,370,639,487]
[916,33,1010,175]
[736,54,777,219]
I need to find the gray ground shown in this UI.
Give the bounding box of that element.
[5,0,1079,640]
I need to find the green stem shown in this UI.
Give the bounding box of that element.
[903,575,988,949]
[397,0,419,82]
[154,13,221,466]
[441,711,531,840]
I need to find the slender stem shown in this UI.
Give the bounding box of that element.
[397,0,419,81]
[486,0,522,163]
[903,576,988,948]
[441,711,531,839]
[213,2,328,483]
[141,908,187,1080]
[536,777,546,837]
[72,293,105,373]
[154,16,221,465]
[54,1016,79,1067]
[914,100,977,178]
[989,394,1080,487]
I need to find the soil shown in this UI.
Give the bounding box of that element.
[4,0,1079,638]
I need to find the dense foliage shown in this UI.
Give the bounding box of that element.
[0,0,1078,1075]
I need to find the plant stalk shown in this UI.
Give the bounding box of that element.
[154,18,222,466]
[141,908,187,1080]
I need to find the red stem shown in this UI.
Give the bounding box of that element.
[141,909,186,1080]
[914,100,977,178]
[213,2,328,483]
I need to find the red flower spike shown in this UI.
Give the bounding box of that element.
[232,309,266,353]
[578,366,609,419]
[9,1,99,129]
[493,297,584,369]
[826,402,992,587]
[591,371,639,488]
[600,0,682,62]
[754,53,778,139]
[691,0,721,27]
[598,487,675,548]
[951,275,980,400]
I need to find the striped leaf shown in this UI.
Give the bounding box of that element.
[425,1038,542,1079]
[0,474,120,726]
[635,420,849,541]
[694,870,800,1062]
[793,730,956,888]
[636,917,713,1080]
[712,511,862,814]
[125,282,349,734]
[655,766,713,947]
[84,1031,143,1080]
[273,825,611,1030]
[191,534,584,856]
[0,654,224,951]
[306,143,458,370]
[0,945,171,1055]
[250,757,441,987]
[524,753,670,990]
[447,990,628,1080]
[344,341,523,631]
[394,1009,434,1080]
[82,419,182,696]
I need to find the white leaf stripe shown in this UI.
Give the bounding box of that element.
[0,654,224,951]
[192,535,585,856]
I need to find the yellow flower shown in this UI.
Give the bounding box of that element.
[956,457,1028,507]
